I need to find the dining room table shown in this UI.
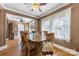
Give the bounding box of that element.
[28,39,46,55]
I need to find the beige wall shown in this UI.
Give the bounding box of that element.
[70,4,79,51]
[0,6,6,46]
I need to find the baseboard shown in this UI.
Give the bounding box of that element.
[53,43,79,56]
[0,45,7,51]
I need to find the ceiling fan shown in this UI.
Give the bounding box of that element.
[24,3,47,12]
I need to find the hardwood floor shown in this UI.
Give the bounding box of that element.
[0,37,74,56]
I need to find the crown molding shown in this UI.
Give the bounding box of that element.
[39,3,70,19]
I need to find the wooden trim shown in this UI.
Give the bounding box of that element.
[40,4,72,19]
[4,9,38,19]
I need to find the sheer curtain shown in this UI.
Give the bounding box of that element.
[41,8,71,42]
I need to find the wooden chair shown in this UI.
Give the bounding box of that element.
[42,32,54,56]
[22,31,36,56]
[48,33,54,41]
[43,31,49,41]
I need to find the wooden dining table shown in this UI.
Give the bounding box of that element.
[28,39,46,55]
[29,39,46,43]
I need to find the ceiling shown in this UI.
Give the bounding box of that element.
[2,3,68,18]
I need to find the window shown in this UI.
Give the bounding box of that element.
[29,20,35,40]
[41,8,71,42]
[41,17,51,40]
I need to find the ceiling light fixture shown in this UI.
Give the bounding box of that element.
[31,3,41,12]
[24,3,47,12]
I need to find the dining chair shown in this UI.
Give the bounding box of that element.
[43,31,49,40]
[22,31,36,56]
[42,32,54,56]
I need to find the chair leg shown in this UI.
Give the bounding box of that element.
[51,52,53,56]
[27,50,30,56]
[42,51,53,56]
